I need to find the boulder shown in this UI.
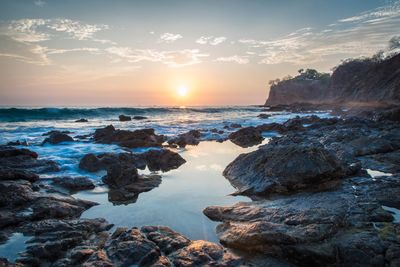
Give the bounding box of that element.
[52,176,95,191]
[0,168,39,182]
[257,113,271,119]
[42,131,74,145]
[93,125,164,148]
[141,149,186,172]
[168,130,201,148]
[224,142,351,196]
[119,115,131,121]
[228,126,264,148]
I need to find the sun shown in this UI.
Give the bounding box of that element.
[177,85,188,97]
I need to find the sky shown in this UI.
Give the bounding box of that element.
[0,0,399,106]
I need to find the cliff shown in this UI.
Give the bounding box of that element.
[265,53,400,106]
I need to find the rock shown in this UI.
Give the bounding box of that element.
[105,227,160,266]
[133,116,147,120]
[228,126,264,148]
[42,130,72,136]
[6,140,28,146]
[119,114,131,121]
[93,125,164,148]
[0,146,59,174]
[168,130,201,148]
[102,163,139,189]
[258,113,271,119]
[0,168,39,182]
[141,226,191,255]
[230,123,242,128]
[52,176,95,191]
[204,174,400,266]
[79,152,147,172]
[141,149,186,172]
[0,179,36,208]
[42,131,74,145]
[75,118,88,122]
[223,141,352,196]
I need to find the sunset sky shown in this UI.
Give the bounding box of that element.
[0,0,399,106]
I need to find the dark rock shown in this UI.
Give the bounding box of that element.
[93,125,164,148]
[223,142,351,196]
[6,140,28,146]
[75,118,88,122]
[119,114,131,121]
[102,163,139,189]
[52,176,95,191]
[228,126,264,148]
[141,149,186,172]
[168,130,201,148]
[79,152,147,172]
[0,168,39,182]
[230,123,242,128]
[257,113,271,119]
[141,226,191,255]
[42,131,74,145]
[0,179,36,208]
[204,174,400,266]
[105,227,160,266]
[42,130,72,136]
[133,116,148,120]
[0,146,59,174]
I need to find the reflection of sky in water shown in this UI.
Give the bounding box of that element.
[75,140,266,242]
[0,233,29,262]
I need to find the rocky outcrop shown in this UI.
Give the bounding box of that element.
[265,53,400,106]
[228,126,264,148]
[12,219,249,266]
[42,131,74,145]
[52,176,96,191]
[93,125,164,148]
[223,142,354,196]
[167,130,201,148]
[75,118,88,122]
[119,114,131,121]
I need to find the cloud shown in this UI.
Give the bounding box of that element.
[196,36,226,45]
[34,0,46,7]
[105,46,208,67]
[47,19,109,41]
[215,55,249,64]
[239,1,400,65]
[159,32,183,43]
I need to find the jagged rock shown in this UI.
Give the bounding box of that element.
[79,149,185,173]
[75,118,88,122]
[93,125,164,148]
[223,141,352,196]
[0,146,59,174]
[228,126,264,148]
[168,130,201,148]
[204,174,400,266]
[141,149,186,172]
[52,176,95,191]
[42,131,74,145]
[0,179,36,208]
[119,115,131,121]
[6,140,28,146]
[105,227,160,266]
[141,226,191,255]
[0,168,39,182]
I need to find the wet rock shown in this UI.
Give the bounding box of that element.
[94,125,164,148]
[119,114,131,121]
[42,130,72,136]
[256,122,286,133]
[102,163,139,188]
[6,140,28,146]
[228,126,264,148]
[79,152,147,172]
[141,149,186,172]
[0,168,39,182]
[141,226,191,255]
[42,131,74,145]
[223,141,352,196]
[105,227,160,266]
[204,174,400,266]
[52,176,95,191]
[359,150,400,173]
[258,113,271,119]
[133,115,148,120]
[0,146,59,174]
[74,134,91,139]
[168,130,201,148]
[0,179,36,208]
[75,118,88,122]
[230,123,242,128]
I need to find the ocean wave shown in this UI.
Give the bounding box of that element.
[0,106,259,122]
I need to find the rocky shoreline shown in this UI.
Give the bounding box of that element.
[0,106,399,266]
